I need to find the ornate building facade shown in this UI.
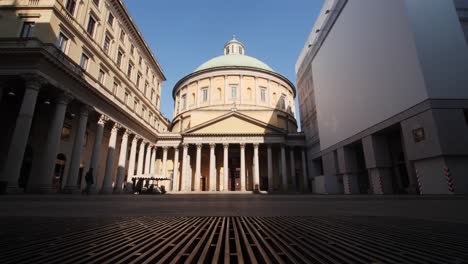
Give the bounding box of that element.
[0,0,169,193]
[156,37,308,193]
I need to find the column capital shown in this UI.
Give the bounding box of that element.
[173,145,180,151]
[182,143,189,149]
[21,73,47,91]
[196,143,202,149]
[98,114,109,125]
[209,143,216,149]
[55,92,73,105]
[253,143,259,148]
[78,104,93,116]
[223,143,229,149]
[162,146,169,150]
[240,143,246,149]
[267,144,272,149]
[122,129,131,138]
[110,124,119,133]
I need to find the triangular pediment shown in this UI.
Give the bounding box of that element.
[185,111,284,134]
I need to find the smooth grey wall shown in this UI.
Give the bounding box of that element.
[311,0,468,150]
[405,0,468,99]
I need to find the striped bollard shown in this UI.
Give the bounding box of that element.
[415,169,423,195]
[443,166,455,194]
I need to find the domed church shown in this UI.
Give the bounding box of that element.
[156,37,308,193]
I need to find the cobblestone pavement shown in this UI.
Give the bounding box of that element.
[1,195,467,263]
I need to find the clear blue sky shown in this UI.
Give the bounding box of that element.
[123,0,324,126]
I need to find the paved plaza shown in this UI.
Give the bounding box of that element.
[1,195,468,263]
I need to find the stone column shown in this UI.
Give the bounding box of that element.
[195,143,202,192]
[114,129,129,193]
[88,116,106,191]
[136,140,145,176]
[63,105,90,193]
[181,143,189,191]
[172,146,180,191]
[240,143,246,191]
[281,144,288,192]
[127,136,138,185]
[161,146,168,179]
[144,143,151,176]
[1,75,43,192]
[28,93,71,193]
[337,147,360,194]
[223,143,229,191]
[253,143,260,191]
[301,148,308,192]
[209,143,216,192]
[101,124,119,194]
[267,144,273,192]
[290,147,297,191]
[362,135,393,194]
[150,146,157,176]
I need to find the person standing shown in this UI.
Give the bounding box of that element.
[84,168,94,195]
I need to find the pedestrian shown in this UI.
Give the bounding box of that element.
[84,168,94,195]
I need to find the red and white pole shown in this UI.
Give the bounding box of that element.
[415,169,423,195]
[443,166,455,194]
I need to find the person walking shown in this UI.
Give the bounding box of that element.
[84,168,94,195]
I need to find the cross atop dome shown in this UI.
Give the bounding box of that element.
[224,35,245,55]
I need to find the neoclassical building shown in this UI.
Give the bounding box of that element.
[156,37,308,193]
[0,0,169,194]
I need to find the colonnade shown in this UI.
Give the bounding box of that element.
[170,142,308,193]
[0,74,162,194]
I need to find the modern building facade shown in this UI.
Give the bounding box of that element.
[155,37,307,193]
[296,0,468,195]
[0,0,169,193]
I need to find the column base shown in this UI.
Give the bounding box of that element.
[62,186,81,194]
[343,174,360,194]
[368,168,393,194]
[26,184,54,194]
[100,187,114,195]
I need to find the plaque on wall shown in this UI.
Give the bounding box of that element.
[412,127,425,143]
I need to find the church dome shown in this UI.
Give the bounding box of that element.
[194,36,274,73]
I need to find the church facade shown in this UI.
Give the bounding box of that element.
[156,38,308,193]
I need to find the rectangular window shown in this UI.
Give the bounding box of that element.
[20,22,35,38]
[65,0,77,15]
[156,95,160,108]
[124,91,129,105]
[260,88,266,102]
[98,69,105,84]
[86,16,96,36]
[113,82,119,95]
[181,94,187,110]
[130,44,135,56]
[151,88,155,101]
[136,73,141,88]
[231,86,237,99]
[120,30,126,44]
[145,66,149,75]
[138,56,142,65]
[134,99,139,112]
[80,53,89,70]
[142,107,146,119]
[116,49,123,67]
[103,34,111,54]
[56,32,69,53]
[202,88,208,102]
[127,63,133,78]
[107,13,114,27]
[280,94,286,110]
